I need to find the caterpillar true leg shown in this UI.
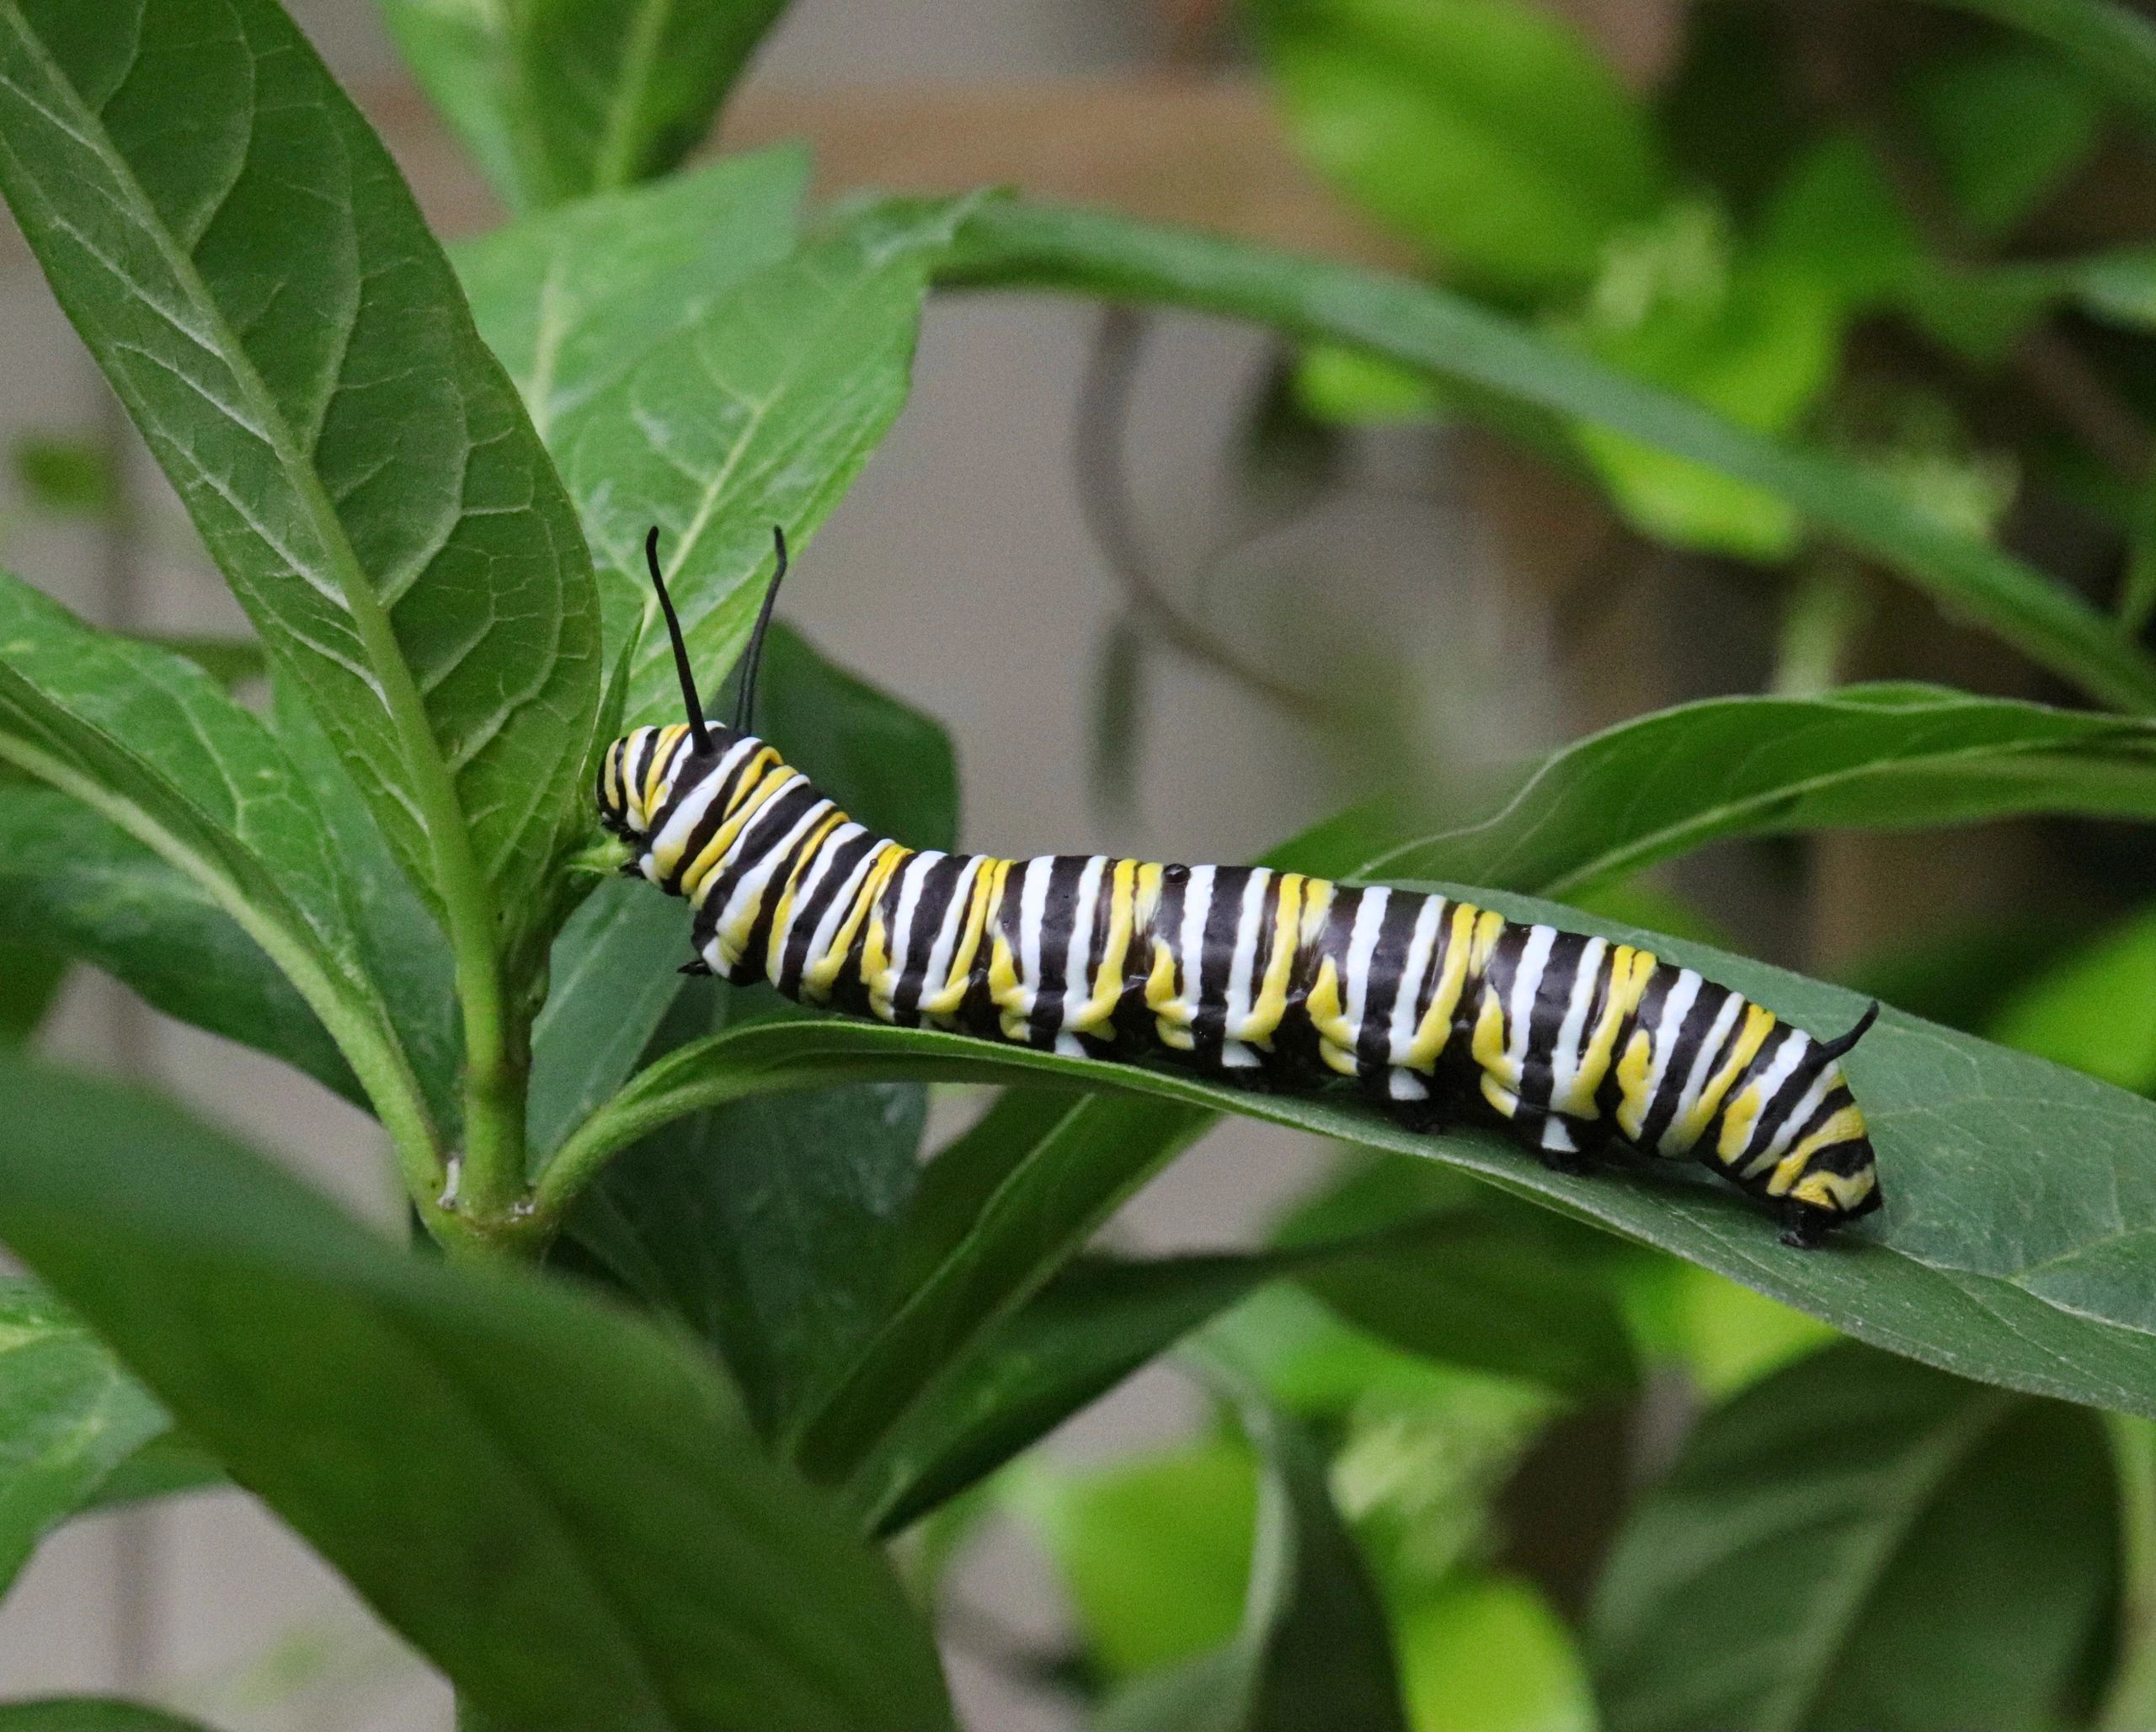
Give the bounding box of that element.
[597,530,1884,1247]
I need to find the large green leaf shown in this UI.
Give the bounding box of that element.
[0,572,435,1180]
[565,985,929,1444]
[1286,684,2156,893]
[528,621,958,1156]
[853,1250,1307,1536]
[382,0,788,211]
[0,1052,950,1732]
[0,787,359,1102]
[555,195,988,726]
[454,148,808,451]
[1903,41,2103,238]
[1588,1343,2114,1732]
[0,0,602,958]
[0,939,63,1047]
[941,204,2156,711]
[1092,1381,1410,1732]
[1990,901,2156,1094]
[539,885,2156,1431]
[0,1280,169,1595]
[1251,0,1662,292]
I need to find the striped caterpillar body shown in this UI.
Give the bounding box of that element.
[601,532,1882,1249]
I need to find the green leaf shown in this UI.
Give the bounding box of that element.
[0,0,603,962]
[1904,41,2103,237]
[1393,1575,1595,1732]
[382,0,788,211]
[541,884,2156,1430]
[0,572,435,1179]
[528,622,957,1155]
[0,1279,169,1595]
[1588,1343,2114,1732]
[1300,1210,1643,1402]
[0,1705,222,1732]
[565,983,929,1444]
[0,787,360,1101]
[454,147,808,450]
[1285,684,2156,895]
[0,1052,951,1732]
[1093,1380,1410,1732]
[1917,0,2156,138]
[1989,900,2156,1092]
[0,937,63,1047]
[855,1250,1306,1535]
[558,196,988,727]
[1251,0,1661,293]
[941,203,2156,710]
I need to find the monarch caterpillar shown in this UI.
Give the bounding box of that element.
[600,529,1883,1248]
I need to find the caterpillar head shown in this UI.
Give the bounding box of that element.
[1767,1003,1884,1248]
[596,525,786,845]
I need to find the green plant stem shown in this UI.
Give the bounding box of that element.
[2102,1415,2156,1732]
[939,203,2156,714]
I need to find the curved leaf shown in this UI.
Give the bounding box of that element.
[0,572,434,1175]
[0,1279,168,1595]
[941,203,2156,711]
[0,1052,952,1732]
[382,0,789,210]
[1251,0,1661,292]
[1287,684,2156,893]
[0,0,603,953]
[0,787,360,1102]
[1921,0,2156,139]
[542,886,2156,1436]
[1588,1343,2114,1732]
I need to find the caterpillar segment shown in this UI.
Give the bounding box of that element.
[598,719,1883,1248]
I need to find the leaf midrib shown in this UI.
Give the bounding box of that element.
[591,0,675,195]
[3,7,505,1150]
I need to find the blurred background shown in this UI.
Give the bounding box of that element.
[6,0,2156,1725]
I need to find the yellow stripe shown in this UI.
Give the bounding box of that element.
[1241,874,1305,1047]
[1470,989,1510,1085]
[679,747,783,897]
[1675,1002,1776,1152]
[923,856,1010,1020]
[803,840,907,996]
[1406,901,1480,1069]
[1561,945,1656,1118]
[1767,1106,1870,1195]
[1793,1164,1876,1211]
[602,741,623,813]
[640,723,688,816]
[761,811,847,976]
[1070,858,1139,1035]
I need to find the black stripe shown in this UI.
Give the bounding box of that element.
[894,855,968,1023]
[1027,856,1092,1045]
[1193,868,1254,1054]
[1639,979,1737,1152]
[1355,890,1423,1079]
[776,824,878,995]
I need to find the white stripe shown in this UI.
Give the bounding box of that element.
[1342,888,1390,1038]
[800,845,883,995]
[887,851,949,987]
[1386,895,1446,1069]
[1224,870,1272,1039]
[917,855,985,1014]
[1668,989,1746,1152]
[1745,1058,1838,1176]
[718,797,832,946]
[648,735,756,869]
[1732,1031,1812,1161]
[1548,936,1606,1113]
[1505,925,1557,1076]
[1631,969,1702,1138]
[772,821,867,960]
[1176,865,1217,1019]
[1057,856,1108,1034]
